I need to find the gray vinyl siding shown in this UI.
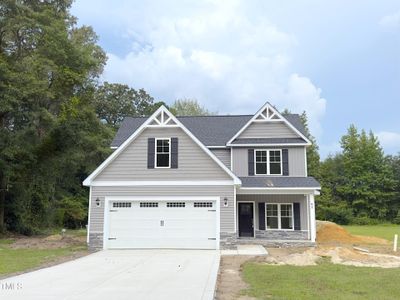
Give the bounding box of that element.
[89,185,235,235]
[95,127,231,181]
[232,147,306,177]
[238,122,299,139]
[237,194,308,231]
[210,149,231,169]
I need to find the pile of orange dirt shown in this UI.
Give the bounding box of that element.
[316,221,389,245]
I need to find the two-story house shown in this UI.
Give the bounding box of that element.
[83,102,320,250]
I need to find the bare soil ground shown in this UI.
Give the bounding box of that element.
[0,233,90,279]
[9,234,86,249]
[216,221,400,299]
[216,255,255,300]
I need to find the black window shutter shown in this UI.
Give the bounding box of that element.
[293,202,301,230]
[258,202,265,230]
[282,149,289,176]
[248,149,254,176]
[171,137,178,169]
[147,138,155,169]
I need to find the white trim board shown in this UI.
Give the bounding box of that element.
[226,102,312,146]
[90,180,235,186]
[228,143,308,147]
[237,187,320,195]
[83,105,241,186]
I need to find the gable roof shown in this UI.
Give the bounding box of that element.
[84,106,241,186]
[111,113,307,148]
[227,102,311,146]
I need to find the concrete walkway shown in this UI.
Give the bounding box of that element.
[0,250,220,300]
[220,245,268,256]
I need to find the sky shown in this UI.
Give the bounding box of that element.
[71,0,400,158]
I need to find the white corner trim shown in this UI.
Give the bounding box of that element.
[83,105,241,186]
[86,186,92,244]
[90,180,235,186]
[226,102,312,146]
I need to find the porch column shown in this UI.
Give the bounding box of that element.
[309,194,316,242]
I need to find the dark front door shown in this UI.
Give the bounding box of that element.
[238,202,254,237]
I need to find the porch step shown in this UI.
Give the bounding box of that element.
[221,244,268,256]
[235,239,316,248]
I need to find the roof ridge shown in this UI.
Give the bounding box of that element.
[124,113,297,119]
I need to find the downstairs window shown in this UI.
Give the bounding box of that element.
[266,203,293,230]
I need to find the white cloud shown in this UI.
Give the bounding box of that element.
[74,0,327,137]
[379,11,400,30]
[376,131,400,152]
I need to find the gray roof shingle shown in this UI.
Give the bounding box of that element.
[111,114,307,147]
[239,176,321,188]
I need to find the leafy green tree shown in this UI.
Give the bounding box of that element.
[386,154,400,223]
[338,125,396,220]
[170,99,216,116]
[0,0,110,233]
[300,111,320,178]
[94,82,164,128]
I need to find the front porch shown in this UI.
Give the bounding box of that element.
[222,187,318,249]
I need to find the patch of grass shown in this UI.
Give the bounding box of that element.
[0,239,87,276]
[242,261,400,300]
[343,224,400,241]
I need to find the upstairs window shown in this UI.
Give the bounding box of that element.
[255,149,282,175]
[155,138,170,168]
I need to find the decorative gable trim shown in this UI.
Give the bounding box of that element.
[226,102,312,146]
[83,105,241,186]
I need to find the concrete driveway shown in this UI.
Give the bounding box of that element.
[0,250,220,300]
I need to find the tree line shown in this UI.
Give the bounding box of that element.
[0,1,203,234]
[1,1,398,235]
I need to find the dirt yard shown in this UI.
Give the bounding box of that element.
[9,233,87,250]
[216,221,400,299]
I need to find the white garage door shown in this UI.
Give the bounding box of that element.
[106,200,218,249]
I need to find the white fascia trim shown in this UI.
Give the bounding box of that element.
[105,196,220,201]
[83,105,241,186]
[83,106,166,186]
[226,102,312,145]
[227,143,309,147]
[90,180,235,186]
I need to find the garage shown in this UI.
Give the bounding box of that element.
[105,199,219,249]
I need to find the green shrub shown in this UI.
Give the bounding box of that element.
[54,196,87,229]
[316,203,354,225]
[393,211,400,225]
[350,216,380,225]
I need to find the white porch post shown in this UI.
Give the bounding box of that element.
[309,194,316,242]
